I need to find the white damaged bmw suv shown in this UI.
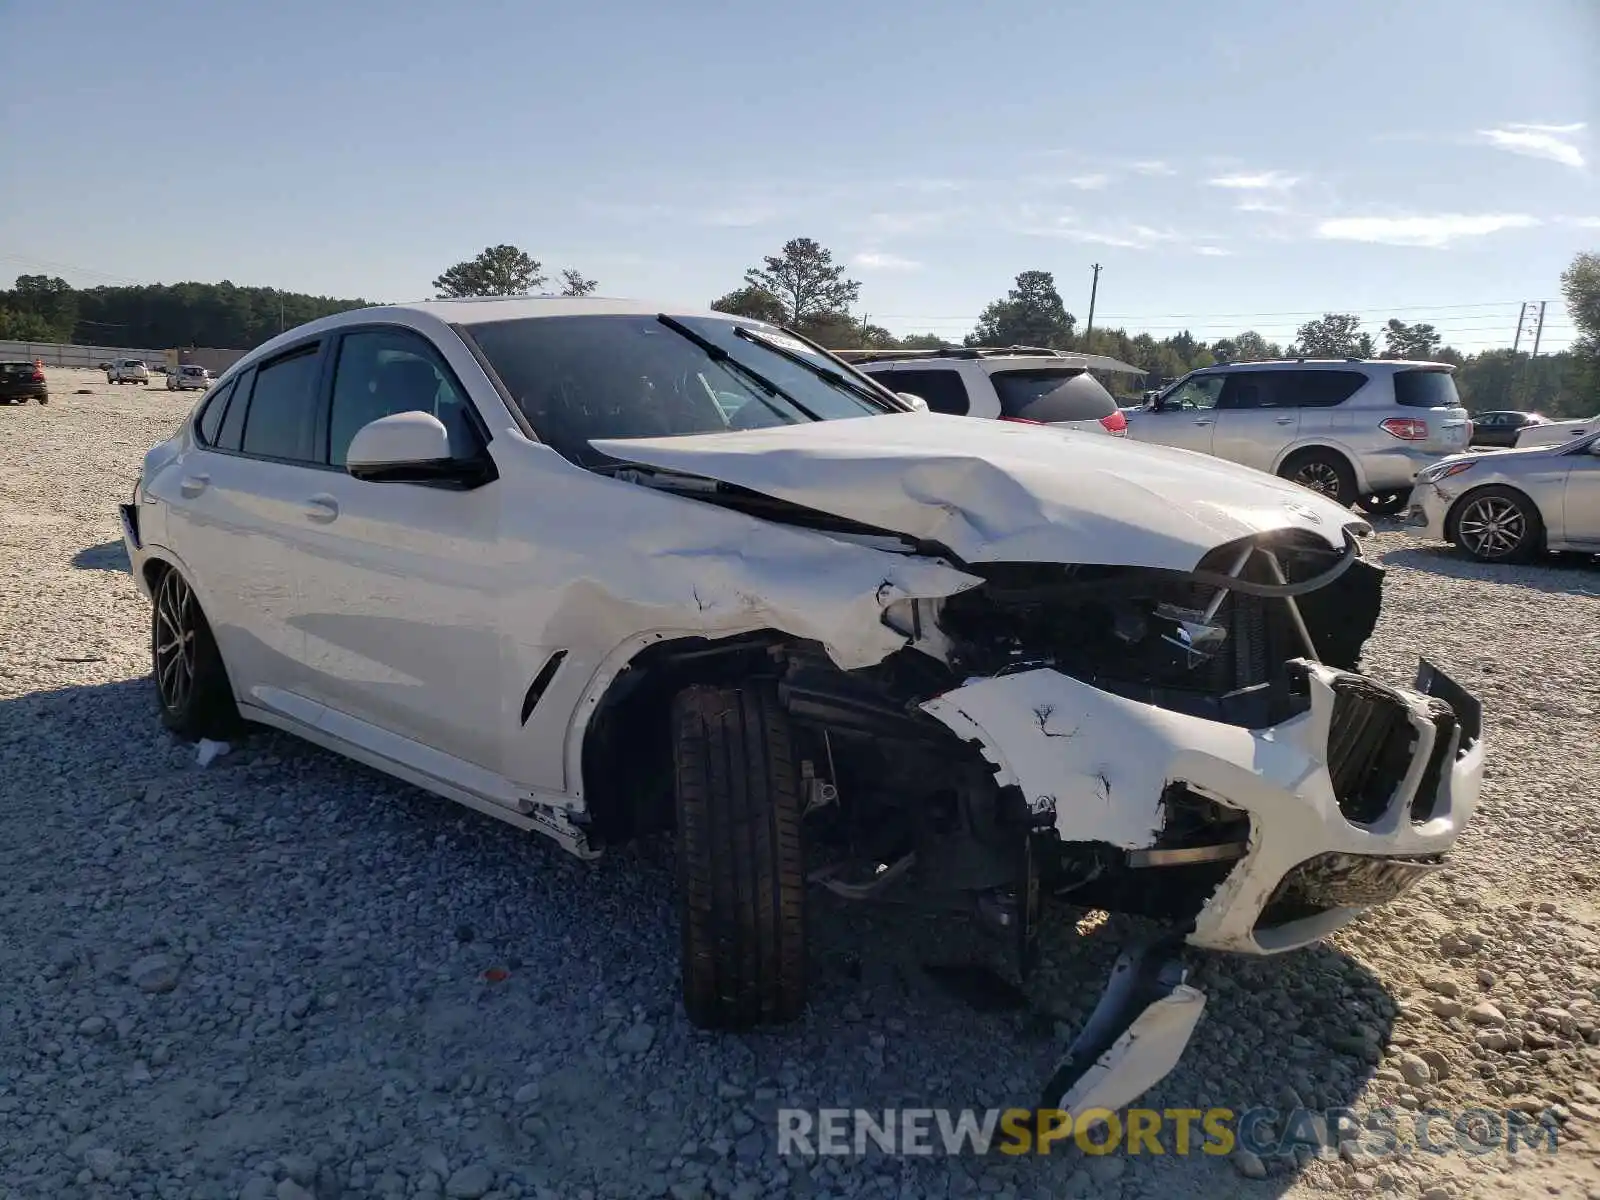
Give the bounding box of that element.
[122,297,1485,1114]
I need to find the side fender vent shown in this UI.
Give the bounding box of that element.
[521,650,568,726]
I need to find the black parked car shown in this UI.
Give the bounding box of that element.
[1469,410,1546,448]
[0,361,47,405]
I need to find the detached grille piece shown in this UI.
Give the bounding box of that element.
[1326,677,1416,825]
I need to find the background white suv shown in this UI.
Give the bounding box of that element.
[1128,359,1472,514]
[167,364,214,391]
[106,358,151,385]
[839,347,1130,436]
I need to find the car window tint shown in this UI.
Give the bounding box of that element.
[1394,369,1461,409]
[1217,373,1283,410]
[877,368,970,415]
[195,379,236,445]
[1284,370,1366,408]
[465,315,885,468]
[240,346,321,462]
[328,328,481,466]
[215,367,253,451]
[992,368,1116,421]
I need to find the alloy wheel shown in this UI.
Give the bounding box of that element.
[1294,461,1343,498]
[154,571,197,713]
[1457,496,1527,559]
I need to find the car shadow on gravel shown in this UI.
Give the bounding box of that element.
[0,675,1397,1198]
[1380,544,1600,596]
[71,539,131,572]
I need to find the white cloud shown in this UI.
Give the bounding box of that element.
[1561,216,1600,228]
[852,251,922,271]
[1128,160,1177,176]
[1236,198,1291,214]
[1209,170,1301,190]
[1019,216,1181,249]
[1314,213,1540,248]
[1067,173,1111,190]
[1477,122,1586,169]
[1195,246,1231,257]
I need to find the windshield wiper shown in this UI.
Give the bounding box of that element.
[734,325,896,410]
[655,314,821,422]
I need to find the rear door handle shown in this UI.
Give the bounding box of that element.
[179,474,210,497]
[303,495,339,524]
[1194,418,1213,426]
[1275,416,1295,424]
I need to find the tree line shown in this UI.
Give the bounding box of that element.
[3,239,1594,417]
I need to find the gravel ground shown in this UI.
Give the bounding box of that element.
[1,369,1597,1200]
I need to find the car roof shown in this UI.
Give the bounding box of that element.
[352,295,726,327]
[1189,358,1448,374]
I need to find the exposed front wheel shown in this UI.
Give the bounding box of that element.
[1450,486,1543,563]
[1278,450,1357,508]
[151,567,242,740]
[672,681,807,1029]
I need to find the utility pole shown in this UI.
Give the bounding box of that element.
[1511,301,1546,406]
[1082,263,1102,346]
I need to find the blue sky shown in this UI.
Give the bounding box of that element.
[2,0,1595,352]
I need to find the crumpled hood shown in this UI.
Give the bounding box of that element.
[591,413,1363,571]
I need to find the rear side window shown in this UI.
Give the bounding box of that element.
[878,368,970,415]
[216,369,252,450]
[1394,369,1461,409]
[1214,370,1363,409]
[195,378,236,445]
[239,345,323,462]
[992,368,1116,422]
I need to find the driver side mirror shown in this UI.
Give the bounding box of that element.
[896,392,930,413]
[347,411,470,483]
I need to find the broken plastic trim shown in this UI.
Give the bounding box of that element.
[1184,527,1361,598]
[1039,934,1206,1116]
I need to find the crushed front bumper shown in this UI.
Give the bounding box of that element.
[922,658,1484,954]
[1407,480,1455,543]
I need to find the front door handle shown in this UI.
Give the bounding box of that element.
[179,474,210,498]
[1276,416,1295,424]
[1194,418,1213,426]
[303,495,339,524]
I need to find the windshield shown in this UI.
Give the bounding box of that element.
[463,314,893,467]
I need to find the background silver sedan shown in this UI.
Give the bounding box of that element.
[1410,430,1600,562]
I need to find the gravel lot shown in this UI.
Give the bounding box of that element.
[2,369,1597,1200]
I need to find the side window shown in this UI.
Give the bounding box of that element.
[239,345,323,462]
[879,368,970,415]
[1162,375,1224,410]
[1217,374,1282,410]
[215,367,253,451]
[327,328,483,467]
[195,378,236,445]
[1283,370,1366,408]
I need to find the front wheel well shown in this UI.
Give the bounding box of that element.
[579,631,795,847]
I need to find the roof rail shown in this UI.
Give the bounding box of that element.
[830,344,1073,365]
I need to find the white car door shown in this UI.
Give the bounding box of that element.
[1129,375,1223,453]
[288,324,505,779]
[1559,441,1600,548]
[154,345,328,704]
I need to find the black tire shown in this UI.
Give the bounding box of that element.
[150,566,242,740]
[1448,485,1544,564]
[38,396,47,406]
[1356,489,1411,517]
[1279,449,1357,508]
[672,682,807,1029]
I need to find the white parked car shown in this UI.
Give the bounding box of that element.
[167,364,213,391]
[1513,414,1596,449]
[107,358,150,385]
[835,346,1130,436]
[120,298,1485,1113]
